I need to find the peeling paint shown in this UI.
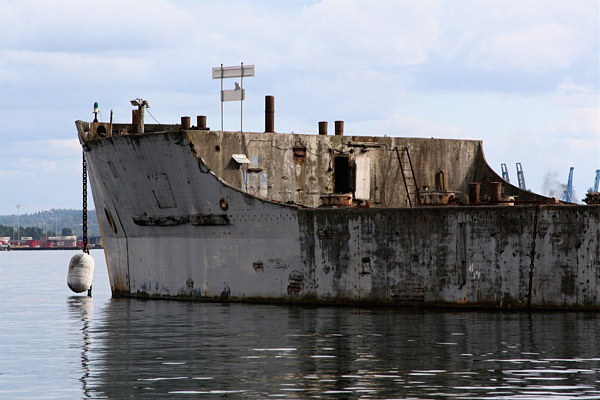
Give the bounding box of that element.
[77,123,600,310]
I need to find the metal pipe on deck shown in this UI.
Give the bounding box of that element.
[469,182,480,204]
[335,120,344,136]
[130,98,149,134]
[265,95,274,133]
[181,116,191,130]
[132,109,139,134]
[319,121,328,135]
[197,115,207,130]
[138,108,145,134]
[489,182,502,203]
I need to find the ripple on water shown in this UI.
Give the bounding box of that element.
[1,252,599,399]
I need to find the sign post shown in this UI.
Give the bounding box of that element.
[212,63,255,132]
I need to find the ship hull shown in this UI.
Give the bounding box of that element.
[102,206,600,310]
[80,127,600,310]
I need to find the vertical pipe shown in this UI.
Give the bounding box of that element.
[240,62,244,133]
[489,182,502,203]
[265,95,274,133]
[319,121,328,135]
[137,104,145,134]
[197,115,207,130]
[334,120,344,136]
[181,116,190,130]
[468,182,480,204]
[436,170,446,191]
[109,109,113,136]
[220,64,224,132]
[132,109,139,134]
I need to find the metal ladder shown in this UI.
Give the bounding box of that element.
[395,146,420,207]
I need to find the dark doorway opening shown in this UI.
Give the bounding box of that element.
[334,156,350,193]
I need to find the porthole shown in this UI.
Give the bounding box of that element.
[219,198,229,211]
[96,125,107,137]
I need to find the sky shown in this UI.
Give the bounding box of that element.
[0,0,598,215]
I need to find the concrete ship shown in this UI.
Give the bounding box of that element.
[76,98,600,310]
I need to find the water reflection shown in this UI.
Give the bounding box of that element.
[67,296,93,399]
[85,300,600,399]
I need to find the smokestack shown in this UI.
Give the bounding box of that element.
[265,95,274,133]
[197,115,207,130]
[181,116,190,130]
[335,120,344,136]
[319,121,328,135]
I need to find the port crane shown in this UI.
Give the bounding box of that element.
[501,163,510,183]
[559,167,574,203]
[500,163,527,190]
[590,169,600,192]
[516,163,526,190]
[583,170,600,204]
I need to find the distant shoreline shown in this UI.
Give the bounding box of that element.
[1,246,103,251]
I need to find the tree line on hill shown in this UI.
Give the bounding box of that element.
[0,225,75,240]
[0,209,100,239]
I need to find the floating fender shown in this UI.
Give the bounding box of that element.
[67,253,95,293]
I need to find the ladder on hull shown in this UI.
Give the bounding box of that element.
[395,146,420,207]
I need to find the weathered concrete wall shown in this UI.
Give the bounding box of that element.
[186,130,491,207]
[297,205,600,308]
[77,124,600,309]
[79,122,545,207]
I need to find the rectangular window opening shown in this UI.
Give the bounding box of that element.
[334,156,350,193]
[293,147,306,159]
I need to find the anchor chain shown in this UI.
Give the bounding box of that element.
[527,206,539,310]
[82,151,89,254]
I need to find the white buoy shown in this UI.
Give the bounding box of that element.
[67,253,95,293]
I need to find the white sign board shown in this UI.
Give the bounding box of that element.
[212,65,255,79]
[221,89,245,102]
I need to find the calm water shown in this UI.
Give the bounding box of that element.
[0,251,599,399]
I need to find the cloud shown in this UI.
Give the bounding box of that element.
[532,106,599,203]
[351,114,462,138]
[0,50,163,90]
[548,107,600,140]
[5,139,80,157]
[419,0,599,93]
[0,139,82,182]
[0,137,83,213]
[273,69,413,124]
[468,24,577,73]
[0,0,598,211]
[292,0,443,70]
[0,0,192,53]
[0,170,36,179]
[551,81,599,108]
[1,0,444,81]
